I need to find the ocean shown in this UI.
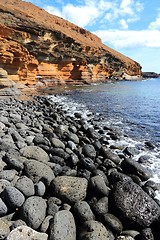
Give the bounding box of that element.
[50,78,160,198]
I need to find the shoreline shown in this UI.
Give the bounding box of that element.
[0,95,160,239]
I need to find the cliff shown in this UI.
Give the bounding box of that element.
[0,0,142,88]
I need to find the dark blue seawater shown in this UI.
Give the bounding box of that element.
[66,78,160,143]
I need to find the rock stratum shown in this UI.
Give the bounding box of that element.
[0,0,142,88]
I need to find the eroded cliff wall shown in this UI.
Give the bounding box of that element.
[0,0,142,87]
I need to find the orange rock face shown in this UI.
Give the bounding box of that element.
[0,0,142,87]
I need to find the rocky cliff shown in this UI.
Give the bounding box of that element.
[0,0,142,87]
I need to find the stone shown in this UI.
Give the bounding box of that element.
[0,179,10,194]
[49,210,76,240]
[101,147,121,164]
[79,158,96,172]
[20,196,47,230]
[121,158,152,181]
[102,213,123,234]
[0,198,8,217]
[0,219,10,240]
[140,228,154,240]
[6,225,48,240]
[74,201,95,222]
[51,137,65,149]
[14,176,35,197]
[35,181,46,196]
[123,147,139,156]
[40,215,53,233]
[3,154,24,171]
[10,220,27,230]
[111,180,160,228]
[89,175,110,196]
[0,170,17,182]
[24,160,55,186]
[3,186,25,209]
[93,197,109,216]
[82,144,96,158]
[47,197,59,216]
[51,176,88,203]
[78,220,114,240]
[20,146,49,162]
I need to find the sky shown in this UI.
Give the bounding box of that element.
[25,0,160,73]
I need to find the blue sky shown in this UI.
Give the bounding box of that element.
[25,0,160,73]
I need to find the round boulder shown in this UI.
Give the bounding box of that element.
[111,180,160,228]
[49,210,76,240]
[20,196,47,230]
[20,146,49,162]
[24,160,55,186]
[51,176,88,203]
[78,220,114,240]
[3,186,25,210]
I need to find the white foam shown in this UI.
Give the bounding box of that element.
[49,94,160,201]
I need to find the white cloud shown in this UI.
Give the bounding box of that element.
[119,19,128,29]
[93,29,160,48]
[44,0,143,28]
[62,3,99,27]
[45,6,62,18]
[149,18,160,30]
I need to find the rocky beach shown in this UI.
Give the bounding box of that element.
[0,95,159,239]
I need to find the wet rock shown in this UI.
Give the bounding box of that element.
[79,157,96,172]
[20,146,49,162]
[82,144,96,158]
[7,225,48,240]
[51,176,88,203]
[101,147,121,164]
[3,186,25,210]
[24,160,55,186]
[14,176,35,197]
[78,220,114,240]
[121,158,152,181]
[123,147,139,156]
[111,180,160,228]
[20,196,47,230]
[49,210,76,240]
[74,201,95,222]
